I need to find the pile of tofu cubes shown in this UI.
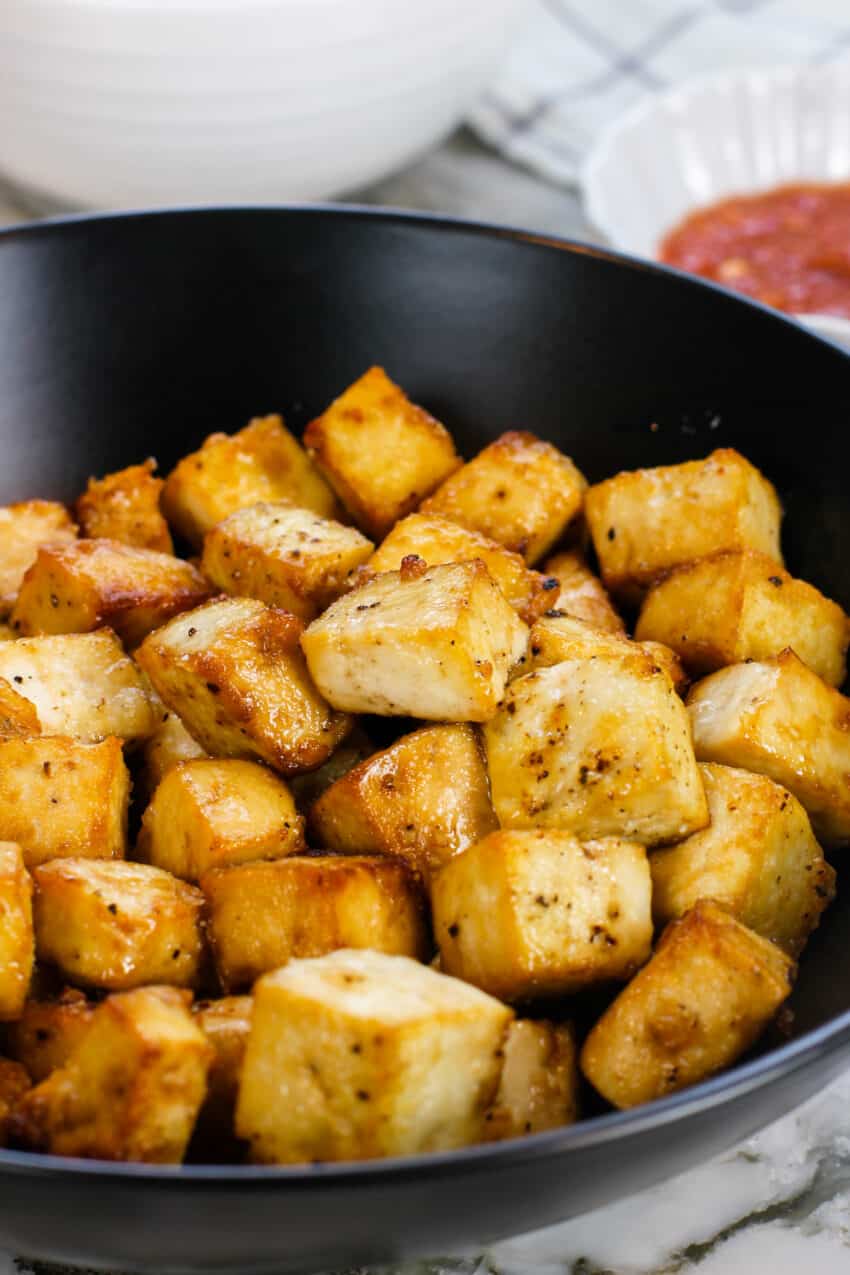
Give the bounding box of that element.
[0,366,846,1166]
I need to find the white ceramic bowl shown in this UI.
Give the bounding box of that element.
[0,0,528,209]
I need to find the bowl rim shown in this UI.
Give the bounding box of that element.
[1,200,848,1185]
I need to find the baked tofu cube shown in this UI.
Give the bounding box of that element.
[636,550,850,686]
[136,597,351,775]
[11,539,214,648]
[75,459,174,554]
[580,901,794,1109]
[483,1019,579,1140]
[542,550,625,633]
[303,366,461,540]
[433,831,652,1001]
[11,986,212,1162]
[202,501,373,620]
[33,859,206,991]
[651,763,834,957]
[0,843,34,1020]
[688,649,850,847]
[308,723,498,880]
[138,758,305,881]
[202,854,429,992]
[0,676,41,737]
[485,654,707,844]
[0,500,77,615]
[162,414,341,548]
[138,708,209,802]
[421,431,587,565]
[235,949,512,1163]
[0,736,129,868]
[6,988,96,1082]
[520,612,687,694]
[585,448,783,603]
[192,995,252,1144]
[0,631,157,743]
[302,560,528,721]
[0,1059,31,1146]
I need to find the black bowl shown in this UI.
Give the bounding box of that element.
[2,206,850,1275]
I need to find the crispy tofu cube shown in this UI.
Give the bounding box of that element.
[0,501,77,615]
[202,854,429,992]
[308,724,498,880]
[636,550,850,686]
[433,831,652,1001]
[192,995,252,1145]
[0,843,34,1020]
[202,501,373,620]
[138,759,305,881]
[485,654,707,844]
[289,726,374,812]
[302,560,528,721]
[303,366,461,540]
[651,763,834,957]
[365,512,559,624]
[162,414,341,548]
[33,859,206,991]
[0,631,156,743]
[235,949,512,1162]
[137,597,351,775]
[483,1020,579,1140]
[519,612,687,694]
[689,649,850,846]
[11,539,214,648]
[421,431,587,565]
[138,708,209,802]
[585,448,783,603]
[6,989,96,1082]
[0,676,41,737]
[580,902,794,1109]
[0,736,129,868]
[542,550,625,633]
[11,986,212,1162]
[0,1058,31,1145]
[75,459,173,554]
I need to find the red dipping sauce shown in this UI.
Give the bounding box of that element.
[660,181,850,317]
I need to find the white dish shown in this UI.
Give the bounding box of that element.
[0,0,527,209]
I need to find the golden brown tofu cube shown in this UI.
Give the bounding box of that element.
[421,430,587,565]
[0,631,156,743]
[0,843,34,1021]
[6,988,96,1082]
[636,550,850,686]
[542,549,625,633]
[585,448,783,603]
[302,560,528,721]
[688,649,850,847]
[303,366,461,540]
[651,763,834,957]
[33,859,206,991]
[485,653,707,845]
[12,539,214,648]
[138,708,209,802]
[483,1020,579,1140]
[0,676,41,737]
[580,902,794,1109]
[138,758,305,881]
[0,735,129,868]
[289,726,374,812]
[137,597,351,775]
[75,459,174,554]
[235,949,512,1163]
[202,501,373,620]
[519,612,688,694]
[162,414,341,548]
[308,723,497,880]
[0,1058,31,1145]
[0,501,77,615]
[202,853,429,992]
[192,995,252,1145]
[433,831,652,1001]
[365,512,558,624]
[11,986,212,1162]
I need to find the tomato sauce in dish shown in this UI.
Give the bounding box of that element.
[659,181,850,316]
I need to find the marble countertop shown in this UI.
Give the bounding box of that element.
[2,129,849,1275]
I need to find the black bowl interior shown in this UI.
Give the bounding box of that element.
[1,207,850,1274]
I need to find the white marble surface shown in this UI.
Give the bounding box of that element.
[2,129,849,1274]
